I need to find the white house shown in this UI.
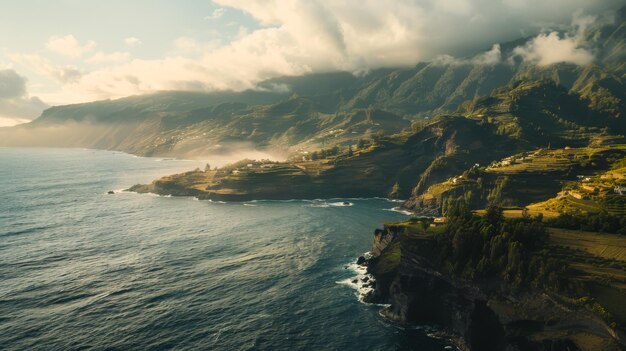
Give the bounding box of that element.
[614,186,626,195]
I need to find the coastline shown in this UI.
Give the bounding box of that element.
[353,218,626,351]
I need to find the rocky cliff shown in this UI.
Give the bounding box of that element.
[357,222,626,351]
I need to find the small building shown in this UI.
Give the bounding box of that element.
[614,186,626,195]
[570,192,583,200]
[433,217,447,224]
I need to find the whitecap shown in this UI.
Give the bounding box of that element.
[336,255,385,304]
[383,207,413,215]
[207,199,226,204]
[329,201,353,207]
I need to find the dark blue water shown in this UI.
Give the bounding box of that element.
[0,148,451,350]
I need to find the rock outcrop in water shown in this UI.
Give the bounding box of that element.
[360,222,626,351]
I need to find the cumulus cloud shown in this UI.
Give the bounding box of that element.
[9,53,82,84]
[46,35,96,58]
[124,37,142,47]
[512,32,594,66]
[0,69,48,126]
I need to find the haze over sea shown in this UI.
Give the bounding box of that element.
[0,148,451,350]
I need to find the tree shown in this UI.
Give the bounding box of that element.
[205,163,211,172]
[485,202,504,225]
[371,131,384,144]
[357,138,368,149]
[347,145,353,157]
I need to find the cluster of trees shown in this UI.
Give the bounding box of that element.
[547,213,626,235]
[437,200,568,292]
[357,138,371,149]
[309,146,340,160]
[307,130,387,161]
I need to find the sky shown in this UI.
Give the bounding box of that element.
[0,0,623,126]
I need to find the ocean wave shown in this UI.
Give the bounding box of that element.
[308,200,353,208]
[383,207,413,215]
[1,224,60,238]
[336,255,386,304]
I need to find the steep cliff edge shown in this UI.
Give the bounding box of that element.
[358,218,626,351]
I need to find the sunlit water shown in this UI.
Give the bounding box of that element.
[0,148,452,350]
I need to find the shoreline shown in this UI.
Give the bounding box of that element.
[120,187,416,209]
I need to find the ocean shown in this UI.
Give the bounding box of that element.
[0,148,451,350]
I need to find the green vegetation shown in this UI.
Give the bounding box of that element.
[548,213,626,235]
[373,240,402,275]
[435,202,563,291]
[407,146,626,216]
[380,200,626,331]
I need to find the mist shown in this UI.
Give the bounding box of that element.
[0,121,288,166]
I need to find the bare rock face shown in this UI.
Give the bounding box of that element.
[370,228,397,257]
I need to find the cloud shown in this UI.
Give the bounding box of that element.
[124,37,142,47]
[10,0,624,104]
[512,32,594,66]
[174,37,203,52]
[86,51,131,64]
[432,44,502,66]
[0,69,48,126]
[205,8,226,20]
[46,34,96,58]
[9,53,83,84]
[0,69,27,98]
[473,44,502,65]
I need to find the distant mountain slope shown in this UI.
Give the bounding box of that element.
[129,78,626,203]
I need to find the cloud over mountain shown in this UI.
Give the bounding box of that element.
[5,0,625,105]
[0,69,48,127]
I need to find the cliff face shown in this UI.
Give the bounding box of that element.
[360,224,625,351]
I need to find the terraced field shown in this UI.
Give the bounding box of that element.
[549,228,626,262]
[547,228,626,323]
[486,147,611,174]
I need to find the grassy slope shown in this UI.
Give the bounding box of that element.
[406,145,626,214]
[130,116,518,200]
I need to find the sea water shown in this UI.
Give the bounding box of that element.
[0,148,452,350]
